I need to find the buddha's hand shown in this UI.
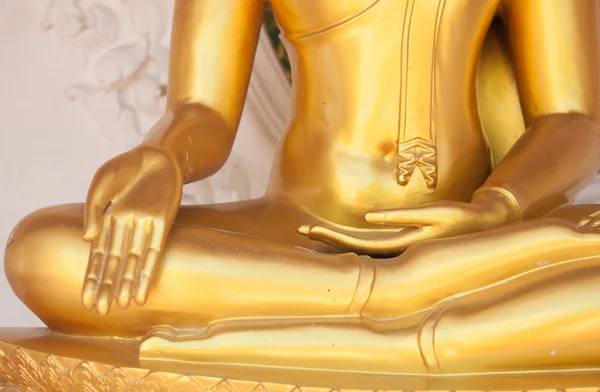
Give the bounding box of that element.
[81,146,183,316]
[299,193,519,256]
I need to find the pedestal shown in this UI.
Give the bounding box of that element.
[0,328,599,392]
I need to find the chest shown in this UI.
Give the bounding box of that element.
[269,0,499,41]
[270,0,502,194]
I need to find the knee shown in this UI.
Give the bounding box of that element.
[4,204,85,302]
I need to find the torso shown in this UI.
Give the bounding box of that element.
[267,0,502,227]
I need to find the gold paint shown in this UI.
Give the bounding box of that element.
[4,0,600,389]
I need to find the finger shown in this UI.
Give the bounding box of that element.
[298,225,365,250]
[135,248,160,307]
[297,225,310,236]
[365,205,457,226]
[83,203,107,242]
[300,225,416,251]
[134,220,164,307]
[81,244,103,311]
[116,218,145,310]
[81,215,113,310]
[96,218,129,316]
[307,225,424,255]
[587,217,600,228]
[83,168,116,241]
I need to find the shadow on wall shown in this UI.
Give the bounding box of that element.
[264,6,291,81]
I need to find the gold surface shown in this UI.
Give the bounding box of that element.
[4,0,600,388]
[0,329,600,392]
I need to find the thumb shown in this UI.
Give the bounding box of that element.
[83,167,116,241]
[83,202,107,242]
[365,206,441,227]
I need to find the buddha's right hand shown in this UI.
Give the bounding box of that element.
[81,146,183,316]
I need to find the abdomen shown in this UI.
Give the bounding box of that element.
[267,0,499,228]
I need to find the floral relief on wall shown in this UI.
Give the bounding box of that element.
[41,0,275,205]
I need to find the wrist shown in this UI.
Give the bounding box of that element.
[133,144,185,182]
[471,186,522,225]
[140,104,234,183]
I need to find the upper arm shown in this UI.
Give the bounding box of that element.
[501,0,600,124]
[167,0,264,130]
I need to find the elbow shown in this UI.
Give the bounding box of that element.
[530,111,600,136]
[172,102,238,136]
[565,112,600,138]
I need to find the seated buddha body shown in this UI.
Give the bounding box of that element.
[5,0,600,375]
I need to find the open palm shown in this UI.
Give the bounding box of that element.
[299,199,515,256]
[82,146,182,316]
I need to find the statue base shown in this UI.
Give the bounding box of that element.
[0,328,599,392]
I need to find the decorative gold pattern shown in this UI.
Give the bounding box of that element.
[0,342,227,392]
[396,137,438,188]
[397,0,445,188]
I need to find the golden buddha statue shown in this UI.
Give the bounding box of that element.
[3,0,600,390]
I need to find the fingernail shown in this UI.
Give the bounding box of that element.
[135,280,149,307]
[81,281,97,310]
[83,221,100,241]
[297,225,311,236]
[96,291,112,316]
[365,212,385,224]
[116,282,132,310]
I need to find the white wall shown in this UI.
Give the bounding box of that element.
[0,0,290,327]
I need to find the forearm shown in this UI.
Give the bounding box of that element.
[138,0,264,184]
[477,113,600,219]
[490,0,600,219]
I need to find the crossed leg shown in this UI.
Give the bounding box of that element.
[429,256,600,373]
[139,205,600,374]
[4,197,362,337]
[6,199,600,374]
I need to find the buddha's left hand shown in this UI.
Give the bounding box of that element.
[298,194,518,256]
